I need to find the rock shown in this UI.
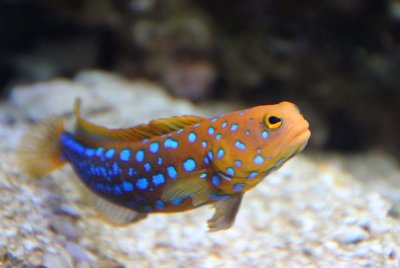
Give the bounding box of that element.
[1,70,400,267]
[333,226,369,244]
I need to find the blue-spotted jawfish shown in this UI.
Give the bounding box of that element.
[17,99,310,231]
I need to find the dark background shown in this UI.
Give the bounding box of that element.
[1,0,399,156]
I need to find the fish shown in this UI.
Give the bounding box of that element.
[17,99,311,232]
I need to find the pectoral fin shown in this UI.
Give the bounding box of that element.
[161,173,211,207]
[208,193,243,232]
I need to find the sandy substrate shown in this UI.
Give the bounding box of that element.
[1,71,399,268]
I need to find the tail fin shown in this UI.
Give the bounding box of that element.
[16,117,67,178]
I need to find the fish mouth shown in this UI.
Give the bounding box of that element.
[277,123,311,157]
[290,125,311,152]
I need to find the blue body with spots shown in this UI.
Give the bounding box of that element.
[59,102,310,214]
[18,100,310,231]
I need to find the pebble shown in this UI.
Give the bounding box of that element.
[334,226,369,244]
[49,215,80,241]
[43,253,73,268]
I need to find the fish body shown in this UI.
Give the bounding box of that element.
[17,100,310,231]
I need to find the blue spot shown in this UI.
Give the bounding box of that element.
[136,178,149,189]
[113,162,121,175]
[222,121,227,128]
[164,138,179,149]
[105,185,113,193]
[113,186,122,196]
[149,142,159,154]
[247,171,258,179]
[193,124,200,128]
[217,148,225,159]
[200,173,207,179]
[142,139,149,144]
[203,156,210,165]
[99,167,108,178]
[183,158,196,172]
[152,173,165,186]
[239,111,245,116]
[171,197,183,205]
[144,206,152,212]
[144,162,151,173]
[177,129,184,134]
[96,147,104,157]
[211,117,218,122]
[254,155,264,165]
[155,200,165,209]
[207,151,213,161]
[128,167,136,176]
[245,130,251,135]
[211,193,229,201]
[188,132,197,143]
[93,182,105,192]
[234,140,246,150]
[208,127,215,135]
[135,150,145,162]
[234,160,242,168]
[216,134,222,140]
[85,148,96,157]
[262,130,269,139]
[202,141,207,148]
[218,113,225,118]
[226,167,235,176]
[212,175,220,186]
[230,123,239,132]
[250,118,254,122]
[89,165,96,175]
[105,148,115,159]
[157,157,163,165]
[167,166,177,179]
[233,183,245,192]
[122,181,134,192]
[120,149,131,161]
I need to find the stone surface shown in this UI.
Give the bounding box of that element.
[1,71,400,267]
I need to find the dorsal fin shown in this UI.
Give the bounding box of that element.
[73,99,205,146]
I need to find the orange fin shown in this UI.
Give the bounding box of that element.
[16,117,66,178]
[73,99,205,147]
[208,193,243,232]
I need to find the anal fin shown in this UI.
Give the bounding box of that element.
[208,193,243,232]
[94,197,147,226]
[80,183,147,226]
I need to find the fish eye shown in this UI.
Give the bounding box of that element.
[264,114,283,130]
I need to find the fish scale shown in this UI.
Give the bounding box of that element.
[17,100,310,231]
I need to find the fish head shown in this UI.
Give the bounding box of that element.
[253,101,311,174]
[210,101,311,180]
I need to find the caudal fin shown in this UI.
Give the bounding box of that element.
[16,117,67,178]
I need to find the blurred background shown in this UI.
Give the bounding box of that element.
[1,0,400,156]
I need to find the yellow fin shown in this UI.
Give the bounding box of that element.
[208,193,243,232]
[16,117,66,178]
[161,174,211,207]
[73,99,205,146]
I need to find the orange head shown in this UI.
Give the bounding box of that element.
[209,101,311,180]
